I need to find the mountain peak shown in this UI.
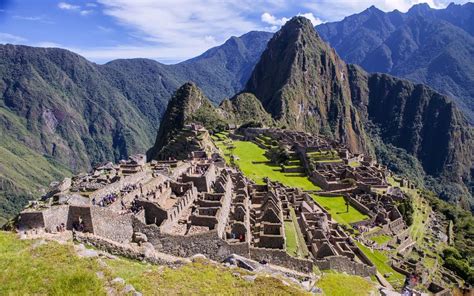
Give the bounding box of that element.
[147,82,226,160]
[407,3,432,14]
[246,15,368,153]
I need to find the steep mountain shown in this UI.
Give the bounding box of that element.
[316,2,474,123]
[246,17,369,154]
[0,31,272,223]
[146,82,226,161]
[246,16,473,208]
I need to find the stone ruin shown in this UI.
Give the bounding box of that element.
[15,127,428,283]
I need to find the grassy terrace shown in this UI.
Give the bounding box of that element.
[306,150,342,164]
[311,195,368,227]
[370,234,392,245]
[317,272,375,296]
[285,207,310,258]
[355,242,405,288]
[214,137,320,191]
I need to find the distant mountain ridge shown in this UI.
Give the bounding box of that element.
[316,2,474,123]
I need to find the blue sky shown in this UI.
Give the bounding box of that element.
[0,0,470,64]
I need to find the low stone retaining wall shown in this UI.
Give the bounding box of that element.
[74,233,186,266]
[315,255,376,277]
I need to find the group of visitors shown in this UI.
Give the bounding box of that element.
[92,192,118,207]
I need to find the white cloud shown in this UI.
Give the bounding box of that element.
[297,12,323,26]
[96,0,276,60]
[58,2,80,10]
[0,32,26,44]
[261,11,322,31]
[261,12,289,26]
[58,2,94,16]
[80,10,93,16]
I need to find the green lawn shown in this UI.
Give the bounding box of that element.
[311,195,368,226]
[289,207,310,257]
[355,242,405,288]
[284,221,299,257]
[317,272,375,296]
[216,140,320,191]
[370,235,392,245]
[0,231,105,295]
[105,257,308,295]
[0,231,308,295]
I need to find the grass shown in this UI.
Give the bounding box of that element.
[216,139,320,191]
[407,189,430,244]
[106,257,309,295]
[289,207,310,257]
[311,195,368,226]
[355,242,405,288]
[0,231,309,295]
[317,272,375,296]
[284,220,299,257]
[0,231,105,295]
[370,235,392,245]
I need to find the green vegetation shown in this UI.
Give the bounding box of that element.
[355,242,405,288]
[317,272,375,296]
[425,191,474,285]
[0,231,308,295]
[0,126,71,223]
[311,195,368,226]
[406,189,429,243]
[106,258,308,295]
[285,221,299,257]
[0,231,105,295]
[285,208,309,258]
[289,207,310,257]
[216,138,320,191]
[370,235,392,245]
[307,150,341,164]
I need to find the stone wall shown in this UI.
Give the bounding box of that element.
[90,171,150,200]
[91,207,133,243]
[43,205,69,232]
[74,233,186,267]
[315,255,376,277]
[249,247,313,273]
[136,200,168,226]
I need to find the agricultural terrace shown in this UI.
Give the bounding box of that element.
[311,195,368,227]
[213,133,320,191]
[355,242,405,289]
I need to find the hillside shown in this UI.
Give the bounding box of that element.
[0,31,271,223]
[245,17,473,209]
[317,2,474,123]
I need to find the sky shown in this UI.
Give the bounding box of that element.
[0,0,471,64]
